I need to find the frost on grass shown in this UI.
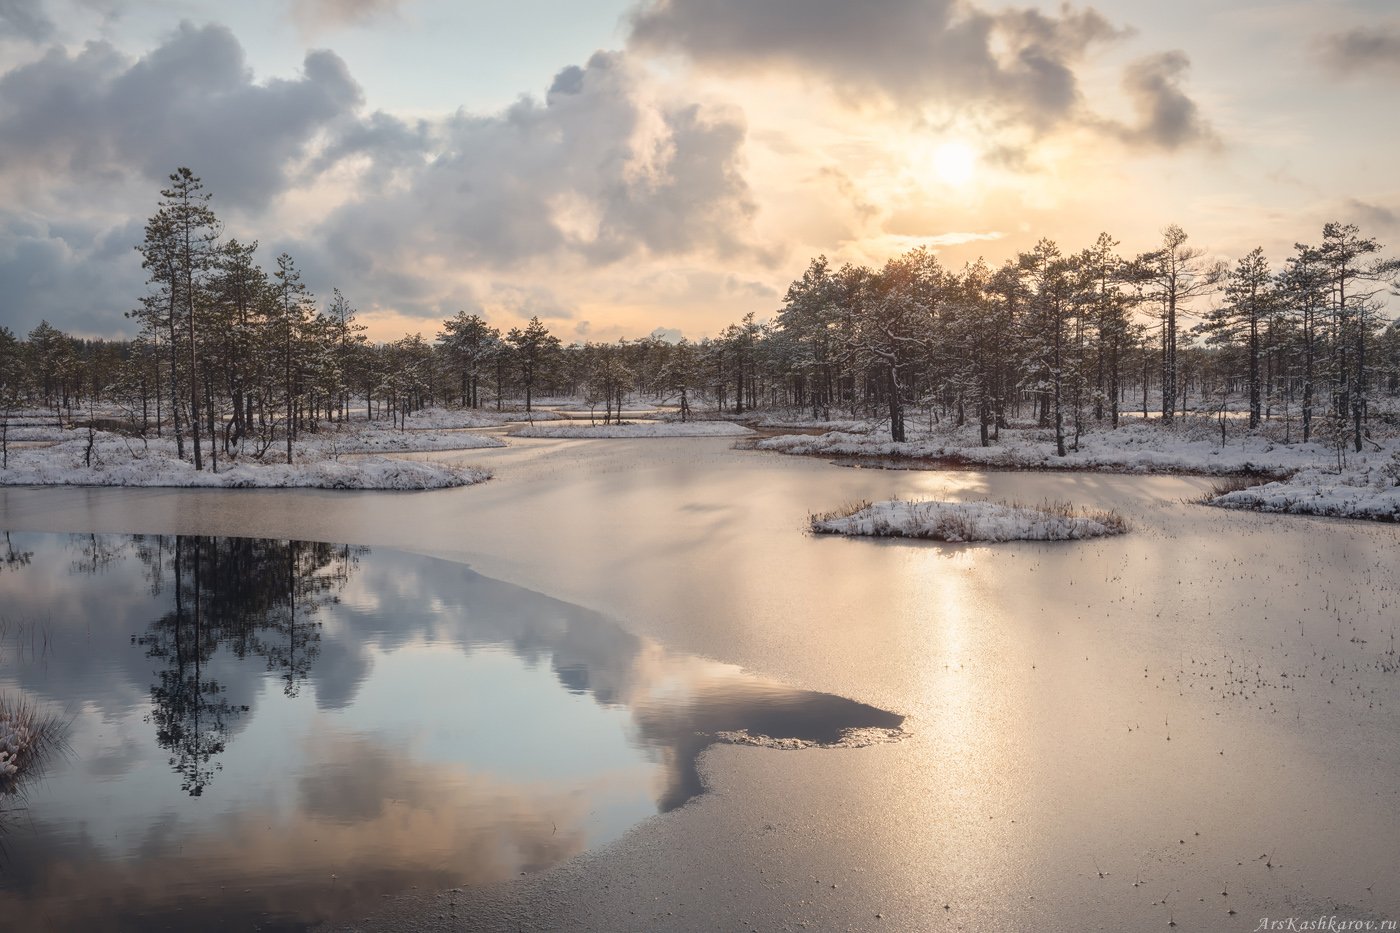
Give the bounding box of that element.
[1207,461,1400,522]
[318,427,504,454]
[757,418,1346,477]
[0,693,67,798]
[715,727,906,750]
[811,499,1129,542]
[513,421,754,439]
[0,433,491,490]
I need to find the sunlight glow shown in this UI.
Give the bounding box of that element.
[930,141,978,188]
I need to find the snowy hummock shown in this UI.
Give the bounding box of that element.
[811,499,1129,542]
[0,716,36,781]
[0,694,65,793]
[513,421,754,439]
[0,432,490,490]
[1209,463,1400,522]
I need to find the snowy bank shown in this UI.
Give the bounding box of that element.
[758,419,1372,477]
[513,421,754,439]
[810,499,1129,542]
[399,407,515,429]
[313,427,503,454]
[1208,463,1400,522]
[0,433,490,490]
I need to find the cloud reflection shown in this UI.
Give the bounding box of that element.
[0,532,904,929]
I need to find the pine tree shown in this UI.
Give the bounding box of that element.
[506,317,560,414]
[160,168,220,470]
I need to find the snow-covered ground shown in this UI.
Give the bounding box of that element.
[532,400,661,414]
[0,431,491,490]
[757,419,1340,474]
[757,415,1400,523]
[810,499,1130,542]
[398,407,516,429]
[513,421,754,439]
[1209,460,1400,522]
[306,426,503,454]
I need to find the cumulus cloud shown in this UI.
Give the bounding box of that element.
[1111,50,1217,151]
[627,0,1221,152]
[0,0,54,42]
[0,212,147,338]
[628,0,1126,130]
[1319,26,1400,76]
[0,26,770,336]
[0,22,363,210]
[306,51,764,316]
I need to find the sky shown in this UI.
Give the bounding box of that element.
[2,0,1399,344]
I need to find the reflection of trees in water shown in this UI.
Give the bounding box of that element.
[0,532,31,573]
[103,535,366,795]
[67,533,129,576]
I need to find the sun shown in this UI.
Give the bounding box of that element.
[930,141,978,188]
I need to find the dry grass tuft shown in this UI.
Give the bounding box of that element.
[1194,474,1265,503]
[808,499,872,529]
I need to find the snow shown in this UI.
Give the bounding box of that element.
[532,400,660,414]
[305,426,504,454]
[749,413,1400,522]
[757,418,1383,477]
[1210,462,1400,522]
[715,727,905,750]
[811,499,1130,542]
[513,421,754,439]
[0,432,491,490]
[2,424,71,442]
[0,717,34,781]
[398,407,515,429]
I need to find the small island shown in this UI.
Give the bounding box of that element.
[810,498,1130,542]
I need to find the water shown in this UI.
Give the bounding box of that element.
[2,436,1399,929]
[0,531,901,931]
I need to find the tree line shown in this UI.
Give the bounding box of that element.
[2,167,1399,469]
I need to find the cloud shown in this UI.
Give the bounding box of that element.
[628,0,1127,130]
[1319,26,1400,76]
[0,212,147,338]
[0,23,773,337]
[305,51,765,317]
[1343,198,1400,232]
[0,0,54,42]
[290,0,408,38]
[923,230,1005,247]
[0,22,363,210]
[1111,50,1217,151]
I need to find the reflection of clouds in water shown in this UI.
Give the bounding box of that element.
[0,731,588,931]
[0,533,905,929]
[342,554,904,812]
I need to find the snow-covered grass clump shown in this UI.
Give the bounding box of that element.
[513,421,754,439]
[1207,461,1400,522]
[0,433,490,490]
[0,694,66,795]
[810,499,1129,542]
